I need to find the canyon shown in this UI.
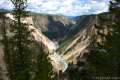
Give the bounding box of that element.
[0,11,115,80]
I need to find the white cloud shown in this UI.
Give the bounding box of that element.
[0,0,13,9]
[0,0,110,16]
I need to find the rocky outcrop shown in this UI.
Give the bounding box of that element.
[59,13,115,64]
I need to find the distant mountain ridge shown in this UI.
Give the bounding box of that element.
[0,9,10,13]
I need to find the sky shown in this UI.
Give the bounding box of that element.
[0,0,110,16]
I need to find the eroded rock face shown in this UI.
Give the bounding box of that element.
[32,14,73,41]
[60,13,115,64]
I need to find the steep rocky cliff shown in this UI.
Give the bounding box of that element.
[58,13,115,64]
[0,11,115,80]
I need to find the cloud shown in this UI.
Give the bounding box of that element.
[0,0,13,10]
[0,0,110,16]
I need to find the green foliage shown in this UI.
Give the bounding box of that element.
[87,50,118,76]
[33,46,57,80]
[86,0,120,77]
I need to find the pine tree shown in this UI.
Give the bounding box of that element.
[2,0,56,80]
[1,0,56,80]
[5,0,33,80]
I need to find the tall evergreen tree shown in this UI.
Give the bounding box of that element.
[1,0,56,80]
[4,0,33,80]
